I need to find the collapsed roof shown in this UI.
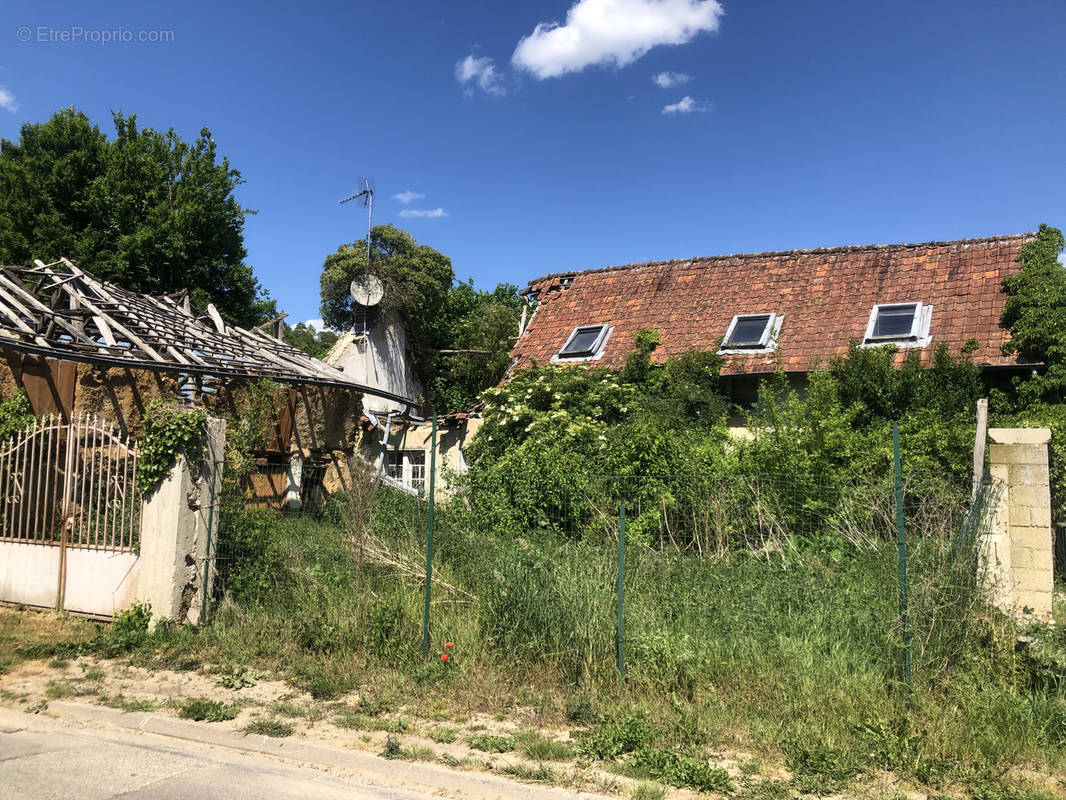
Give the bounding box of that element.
[0,258,413,403]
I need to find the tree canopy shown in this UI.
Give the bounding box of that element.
[319,224,454,339]
[1001,223,1066,403]
[283,322,338,361]
[318,225,522,410]
[423,280,525,411]
[0,108,274,327]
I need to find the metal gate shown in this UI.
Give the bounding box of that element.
[0,415,141,612]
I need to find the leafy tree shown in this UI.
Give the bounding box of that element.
[1001,223,1066,403]
[283,322,338,360]
[0,108,274,326]
[424,281,524,411]
[620,328,727,427]
[997,223,1066,519]
[319,227,522,409]
[319,224,453,341]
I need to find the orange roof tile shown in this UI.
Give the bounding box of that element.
[511,233,1035,376]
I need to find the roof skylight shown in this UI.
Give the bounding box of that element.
[557,324,609,359]
[721,313,778,350]
[864,303,923,343]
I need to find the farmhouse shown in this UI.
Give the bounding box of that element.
[510,233,1038,406]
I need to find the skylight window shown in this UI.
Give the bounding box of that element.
[557,324,609,359]
[864,303,924,343]
[722,314,778,350]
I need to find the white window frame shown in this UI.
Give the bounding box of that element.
[862,302,932,348]
[552,324,613,362]
[386,449,426,492]
[719,313,782,354]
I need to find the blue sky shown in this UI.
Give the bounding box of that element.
[1,1,1064,328]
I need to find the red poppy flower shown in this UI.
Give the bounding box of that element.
[440,653,450,662]
[445,642,454,648]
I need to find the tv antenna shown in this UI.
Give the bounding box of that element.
[339,177,375,275]
[339,178,382,338]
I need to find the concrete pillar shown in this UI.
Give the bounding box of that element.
[981,427,1054,620]
[137,417,225,626]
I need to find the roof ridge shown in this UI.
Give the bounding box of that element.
[522,231,1034,290]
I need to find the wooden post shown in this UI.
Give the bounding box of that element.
[973,398,988,499]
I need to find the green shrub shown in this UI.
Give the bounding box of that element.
[626,748,733,794]
[295,666,354,700]
[515,728,574,761]
[243,718,293,737]
[580,718,656,760]
[215,507,288,605]
[430,726,458,743]
[782,740,865,795]
[467,733,515,753]
[0,390,35,441]
[178,699,238,722]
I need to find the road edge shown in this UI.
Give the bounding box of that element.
[1,701,609,800]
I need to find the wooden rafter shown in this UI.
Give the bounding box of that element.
[0,258,414,404]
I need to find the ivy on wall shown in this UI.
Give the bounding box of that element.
[137,399,207,495]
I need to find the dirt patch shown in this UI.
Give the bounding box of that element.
[0,652,723,799]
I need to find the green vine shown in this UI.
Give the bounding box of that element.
[0,390,35,441]
[223,378,279,484]
[137,400,207,494]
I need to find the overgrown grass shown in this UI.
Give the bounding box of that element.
[7,481,1065,798]
[99,694,159,713]
[499,762,557,784]
[178,699,239,722]
[0,608,97,674]
[243,718,293,737]
[515,727,574,760]
[467,733,515,753]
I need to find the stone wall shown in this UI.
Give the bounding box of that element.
[981,427,1054,619]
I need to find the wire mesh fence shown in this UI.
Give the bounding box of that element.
[200,446,1006,691]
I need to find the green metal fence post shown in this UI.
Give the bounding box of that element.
[200,460,220,624]
[421,414,438,658]
[617,502,626,677]
[893,424,913,690]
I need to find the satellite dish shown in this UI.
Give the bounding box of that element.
[350,273,384,307]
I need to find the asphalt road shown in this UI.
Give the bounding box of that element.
[0,712,445,800]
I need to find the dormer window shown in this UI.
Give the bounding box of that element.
[556,324,610,360]
[864,302,929,344]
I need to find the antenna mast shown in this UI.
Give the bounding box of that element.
[339,177,374,274]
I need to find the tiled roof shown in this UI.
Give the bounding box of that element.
[511,233,1036,376]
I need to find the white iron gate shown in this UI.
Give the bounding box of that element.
[0,415,142,614]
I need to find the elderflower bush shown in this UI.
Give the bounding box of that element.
[473,365,636,464]
[462,352,732,538]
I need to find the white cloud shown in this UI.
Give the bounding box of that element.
[302,318,326,331]
[653,71,692,88]
[0,87,17,113]
[512,0,723,79]
[399,208,448,219]
[662,95,710,114]
[393,190,425,204]
[455,54,506,96]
